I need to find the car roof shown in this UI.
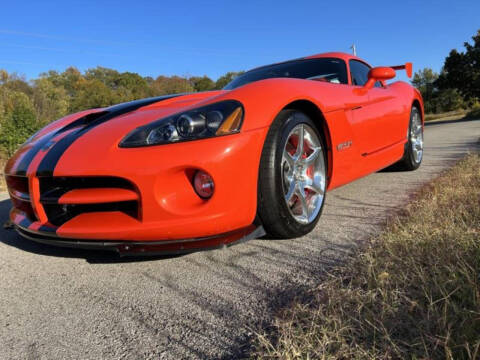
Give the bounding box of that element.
[306,52,371,66]
[247,52,371,73]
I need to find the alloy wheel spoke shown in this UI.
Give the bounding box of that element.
[283,149,295,168]
[285,180,296,202]
[296,187,309,219]
[304,177,323,195]
[304,146,321,166]
[293,125,304,161]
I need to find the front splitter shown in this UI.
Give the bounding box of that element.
[15,224,266,257]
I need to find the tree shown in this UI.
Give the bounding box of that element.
[431,88,465,113]
[412,68,438,113]
[0,91,39,157]
[32,78,69,122]
[69,79,116,112]
[47,67,84,98]
[189,76,215,92]
[436,29,480,101]
[214,71,244,89]
[151,76,194,95]
[412,68,465,113]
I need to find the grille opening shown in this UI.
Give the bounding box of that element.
[40,176,136,202]
[43,200,138,226]
[39,176,139,226]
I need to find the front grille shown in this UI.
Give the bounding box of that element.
[40,176,136,202]
[7,175,139,227]
[42,201,138,226]
[39,176,139,226]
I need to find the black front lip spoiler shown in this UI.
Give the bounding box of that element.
[15,224,266,257]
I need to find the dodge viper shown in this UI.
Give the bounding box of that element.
[4,52,424,255]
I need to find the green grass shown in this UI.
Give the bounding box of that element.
[254,153,480,359]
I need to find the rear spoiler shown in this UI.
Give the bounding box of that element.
[390,62,413,78]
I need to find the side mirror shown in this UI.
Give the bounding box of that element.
[364,67,396,89]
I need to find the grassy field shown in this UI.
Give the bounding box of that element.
[254,153,480,359]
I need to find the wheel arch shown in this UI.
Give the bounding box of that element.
[282,99,333,184]
[412,99,424,124]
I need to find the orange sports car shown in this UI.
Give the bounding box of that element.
[4,52,424,255]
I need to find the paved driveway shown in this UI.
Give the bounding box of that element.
[0,119,479,359]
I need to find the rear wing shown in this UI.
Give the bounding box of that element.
[390,62,413,78]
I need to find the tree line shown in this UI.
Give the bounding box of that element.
[412,29,480,114]
[0,68,242,157]
[1,29,479,158]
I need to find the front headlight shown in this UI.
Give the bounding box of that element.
[119,100,244,147]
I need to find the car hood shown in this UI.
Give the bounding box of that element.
[6,90,229,177]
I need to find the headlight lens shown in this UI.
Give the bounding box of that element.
[119,100,244,147]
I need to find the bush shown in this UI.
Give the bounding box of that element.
[466,102,480,119]
[0,91,41,157]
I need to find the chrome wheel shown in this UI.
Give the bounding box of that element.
[411,110,423,163]
[282,124,326,224]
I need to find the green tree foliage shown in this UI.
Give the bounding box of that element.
[437,30,480,101]
[412,68,465,114]
[214,71,244,89]
[32,78,69,122]
[69,79,117,112]
[151,75,194,95]
[189,76,215,92]
[412,68,438,113]
[0,90,40,157]
[0,66,236,158]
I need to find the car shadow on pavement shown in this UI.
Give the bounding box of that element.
[0,199,181,264]
[380,136,480,173]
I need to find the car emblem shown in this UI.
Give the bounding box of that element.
[337,140,352,151]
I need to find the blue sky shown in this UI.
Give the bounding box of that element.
[0,0,478,82]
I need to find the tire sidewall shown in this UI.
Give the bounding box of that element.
[404,107,422,170]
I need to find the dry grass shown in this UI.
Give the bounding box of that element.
[425,109,467,122]
[254,153,480,359]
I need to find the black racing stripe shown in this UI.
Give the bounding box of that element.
[36,94,181,177]
[14,112,106,176]
[15,132,59,176]
[19,218,31,228]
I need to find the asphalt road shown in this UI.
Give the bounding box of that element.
[0,119,479,359]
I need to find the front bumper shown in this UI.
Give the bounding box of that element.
[6,127,268,242]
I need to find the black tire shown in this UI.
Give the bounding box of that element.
[257,110,327,239]
[395,106,423,171]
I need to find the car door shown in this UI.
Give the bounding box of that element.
[348,59,402,156]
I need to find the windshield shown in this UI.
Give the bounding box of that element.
[224,58,348,90]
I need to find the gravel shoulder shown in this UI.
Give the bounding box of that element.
[0,119,479,359]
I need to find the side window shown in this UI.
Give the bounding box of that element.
[349,60,370,86]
